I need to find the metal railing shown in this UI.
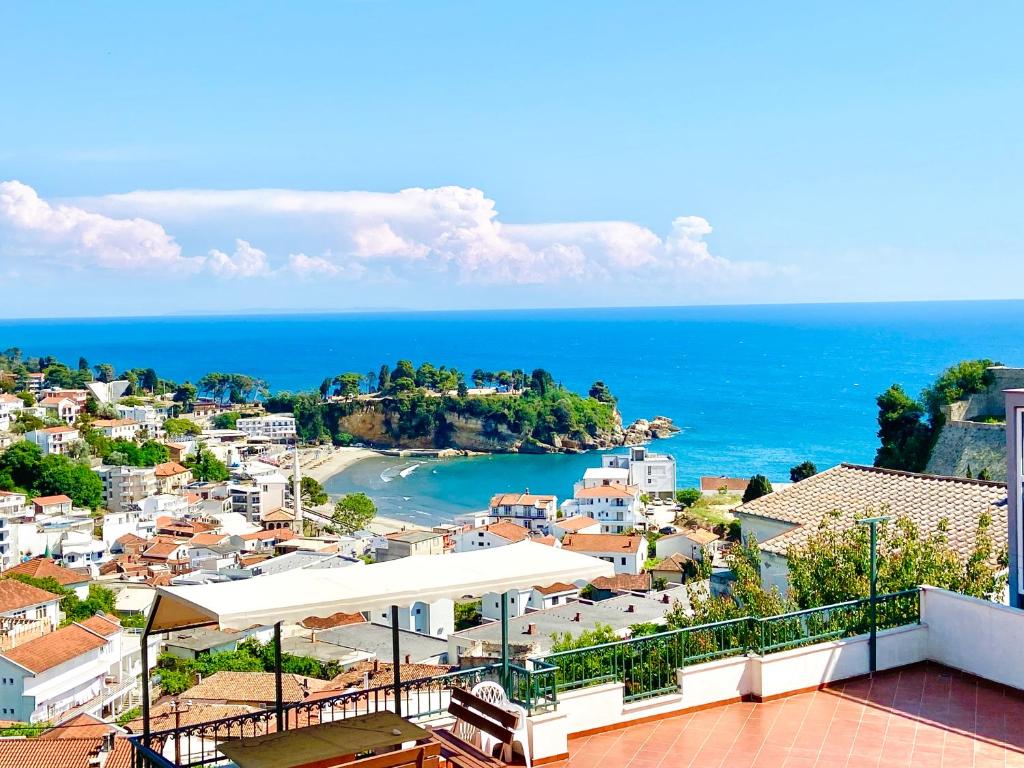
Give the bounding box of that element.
[131,588,921,768]
[535,588,920,703]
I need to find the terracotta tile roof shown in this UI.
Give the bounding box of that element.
[300,611,366,630]
[146,572,176,587]
[33,494,73,506]
[154,461,190,477]
[318,662,454,698]
[92,418,139,428]
[479,520,531,542]
[105,739,135,768]
[652,553,691,572]
[4,557,89,585]
[77,613,121,637]
[238,553,271,566]
[575,483,639,499]
[124,701,261,733]
[260,507,296,522]
[142,541,187,559]
[40,396,75,406]
[591,572,652,591]
[557,515,598,532]
[39,426,77,434]
[700,476,750,492]
[180,671,331,703]
[2,623,107,673]
[489,492,557,507]
[532,535,558,546]
[533,581,579,596]
[0,738,107,767]
[561,533,645,554]
[241,528,297,541]
[115,532,148,546]
[736,463,1008,562]
[40,712,116,738]
[0,579,61,613]
[664,527,720,545]
[189,532,229,548]
[0,394,22,403]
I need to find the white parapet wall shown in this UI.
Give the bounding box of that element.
[920,585,1024,690]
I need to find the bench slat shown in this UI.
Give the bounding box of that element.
[429,730,503,767]
[447,703,514,746]
[450,688,519,729]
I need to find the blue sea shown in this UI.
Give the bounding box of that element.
[3,302,1022,525]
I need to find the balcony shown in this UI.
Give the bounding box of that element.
[132,586,1024,768]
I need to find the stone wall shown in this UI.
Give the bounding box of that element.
[925,419,1006,480]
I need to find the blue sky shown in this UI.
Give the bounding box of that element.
[0,2,1021,316]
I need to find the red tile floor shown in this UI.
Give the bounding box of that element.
[551,664,1024,767]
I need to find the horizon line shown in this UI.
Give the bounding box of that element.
[2,296,1023,323]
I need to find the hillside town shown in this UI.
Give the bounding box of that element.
[0,359,1021,768]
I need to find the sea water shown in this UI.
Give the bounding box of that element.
[3,301,1023,524]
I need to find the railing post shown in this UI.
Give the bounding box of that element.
[500,592,510,693]
[274,622,284,732]
[391,605,402,718]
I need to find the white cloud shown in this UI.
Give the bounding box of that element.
[207,239,271,278]
[0,179,201,272]
[0,180,781,288]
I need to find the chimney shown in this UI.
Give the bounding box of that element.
[662,594,671,604]
[405,654,412,664]
[526,623,537,635]
[372,659,379,674]
[573,612,582,622]
[626,604,635,613]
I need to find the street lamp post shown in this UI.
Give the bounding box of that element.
[857,515,891,673]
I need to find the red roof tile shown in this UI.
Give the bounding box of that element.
[0,579,61,613]
[3,557,89,586]
[2,624,107,673]
[561,533,645,554]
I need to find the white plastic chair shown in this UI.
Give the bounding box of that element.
[469,681,532,768]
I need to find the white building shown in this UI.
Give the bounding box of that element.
[0,620,117,722]
[236,415,297,442]
[230,475,287,524]
[655,528,721,563]
[115,403,170,438]
[563,483,644,534]
[488,491,558,533]
[91,418,142,440]
[38,396,80,426]
[94,465,158,514]
[371,599,455,638]
[453,521,531,552]
[0,492,22,571]
[553,515,602,538]
[0,580,61,640]
[0,394,24,432]
[602,446,677,499]
[25,426,80,456]
[560,533,646,575]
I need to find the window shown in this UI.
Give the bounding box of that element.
[621,557,626,565]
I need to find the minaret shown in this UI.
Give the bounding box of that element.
[292,445,303,535]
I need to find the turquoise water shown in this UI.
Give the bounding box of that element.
[3,301,1023,525]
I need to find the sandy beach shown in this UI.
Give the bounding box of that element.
[300,446,431,534]
[300,446,379,483]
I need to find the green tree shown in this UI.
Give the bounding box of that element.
[331,493,377,534]
[93,363,115,383]
[212,412,241,429]
[741,475,773,504]
[297,475,328,506]
[185,445,230,482]
[789,461,818,483]
[164,417,202,438]
[319,377,333,399]
[0,441,43,491]
[454,600,482,630]
[588,381,616,404]
[530,369,554,396]
[173,382,198,410]
[675,488,702,508]
[333,373,362,398]
[37,455,103,508]
[377,364,391,393]
[392,360,416,386]
[786,510,1005,607]
[874,384,931,471]
[17,391,35,408]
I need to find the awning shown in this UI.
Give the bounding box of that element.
[148,540,615,633]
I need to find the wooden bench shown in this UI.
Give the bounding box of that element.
[429,688,519,767]
[346,742,441,768]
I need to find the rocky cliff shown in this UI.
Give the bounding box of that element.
[335,403,679,454]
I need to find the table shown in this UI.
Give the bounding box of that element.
[218,711,429,768]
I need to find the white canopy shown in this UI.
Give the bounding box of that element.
[148,540,615,633]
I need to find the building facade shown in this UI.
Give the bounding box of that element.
[1007,389,1024,609]
[602,446,677,499]
[236,415,297,442]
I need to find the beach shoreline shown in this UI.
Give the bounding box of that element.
[300,446,380,484]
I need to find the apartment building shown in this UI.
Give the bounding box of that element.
[25,426,79,456]
[236,415,297,442]
[602,446,677,499]
[94,465,158,514]
[488,491,558,532]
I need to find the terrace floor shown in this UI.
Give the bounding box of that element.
[551,664,1024,768]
